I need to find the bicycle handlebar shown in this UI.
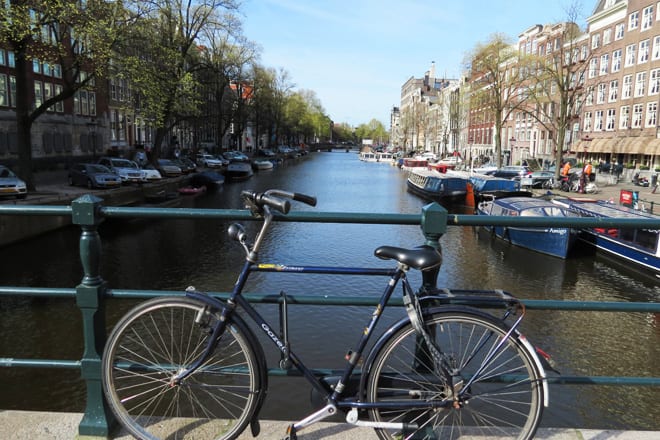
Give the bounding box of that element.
[241,189,317,215]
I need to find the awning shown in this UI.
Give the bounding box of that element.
[579,136,659,155]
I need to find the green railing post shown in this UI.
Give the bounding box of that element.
[72,195,114,438]
[419,202,447,291]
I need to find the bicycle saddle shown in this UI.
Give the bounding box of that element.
[374,245,442,271]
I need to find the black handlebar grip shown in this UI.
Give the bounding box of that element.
[292,193,317,206]
[258,193,291,214]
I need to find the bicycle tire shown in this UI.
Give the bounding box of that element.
[365,310,544,440]
[102,296,261,440]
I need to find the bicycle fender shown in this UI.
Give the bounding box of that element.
[359,305,477,396]
[359,305,549,407]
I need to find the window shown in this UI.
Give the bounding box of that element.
[600,54,609,74]
[7,51,15,68]
[612,49,622,71]
[607,109,616,130]
[0,74,7,107]
[632,103,643,128]
[603,28,612,44]
[639,39,650,62]
[620,105,630,129]
[654,36,660,59]
[581,44,588,60]
[53,64,62,78]
[597,83,607,103]
[32,59,40,74]
[623,75,633,99]
[44,83,52,110]
[34,81,43,108]
[9,76,16,107]
[609,79,619,102]
[646,102,657,127]
[54,85,63,112]
[650,68,660,95]
[629,11,639,30]
[0,49,4,65]
[592,33,600,49]
[584,111,592,131]
[625,44,636,66]
[635,71,647,97]
[615,23,625,40]
[586,86,594,105]
[595,110,604,131]
[589,58,598,78]
[642,5,654,30]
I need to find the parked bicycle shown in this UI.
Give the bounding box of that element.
[101,189,551,440]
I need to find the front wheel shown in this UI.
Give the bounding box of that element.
[365,310,544,440]
[102,296,261,440]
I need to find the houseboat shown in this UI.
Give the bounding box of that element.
[406,168,468,205]
[554,199,660,277]
[477,196,579,259]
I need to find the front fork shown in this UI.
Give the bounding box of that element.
[171,287,233,384]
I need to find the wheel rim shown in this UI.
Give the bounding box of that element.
[366,313,542,440]
[102,298,259,440]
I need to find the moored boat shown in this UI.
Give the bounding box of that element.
[406,168,468,205]
[553,198,660,277]
[252,159,274,170]
[469,174,532,201]
[224,160,254,181]
[189,171,224,190]
[477,196,578,259]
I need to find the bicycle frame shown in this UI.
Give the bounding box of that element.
[184,256,423,407]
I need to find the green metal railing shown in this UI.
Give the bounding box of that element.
[1,195,660,438]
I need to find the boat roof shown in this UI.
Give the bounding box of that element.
[557,198,660,220]
[491,196,561,211]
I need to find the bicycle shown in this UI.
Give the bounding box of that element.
[101,189,551,440]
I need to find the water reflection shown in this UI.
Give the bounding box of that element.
[0,151,658,430]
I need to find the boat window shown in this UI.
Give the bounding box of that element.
[634,229,659,252]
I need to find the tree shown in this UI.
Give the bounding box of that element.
[119,0,239,160]
[523,4,588,178]
[466,33,529,168]
[0,0,124,189]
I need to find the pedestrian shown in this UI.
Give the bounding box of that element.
[580,162,593,193]
[561,161,571,177]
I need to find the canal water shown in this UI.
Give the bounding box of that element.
[0,150,659,431]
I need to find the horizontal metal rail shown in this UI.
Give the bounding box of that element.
[1,197,660,437]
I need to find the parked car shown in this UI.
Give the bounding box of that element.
[196,153,224,168]
[173,157,197,174]
[0,165,27,199]
[140,163,163,181]
[68,163,122,189]
[97,157,146,184]
[490,165,532,180]
[256,148,276,157]
[156,158,183,177]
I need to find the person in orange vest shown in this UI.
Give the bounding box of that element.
[561,161,571,177]
[580,162,593,193]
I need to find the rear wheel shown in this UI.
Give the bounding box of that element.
[102,296,260,440]
[366,311,544,440]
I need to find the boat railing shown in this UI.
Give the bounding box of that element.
[1,197,660,436]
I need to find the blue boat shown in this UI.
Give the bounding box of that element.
[477,196,579,258]
[469,174,532,201]
[554,199,660,277]
[406,168,468,205]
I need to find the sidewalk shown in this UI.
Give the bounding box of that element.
[0,410,658,440]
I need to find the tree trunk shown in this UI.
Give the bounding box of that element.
[14,46,36,191]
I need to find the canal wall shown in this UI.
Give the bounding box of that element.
[0,175,187,247]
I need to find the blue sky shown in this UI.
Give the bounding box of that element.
[240,0,591,128]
